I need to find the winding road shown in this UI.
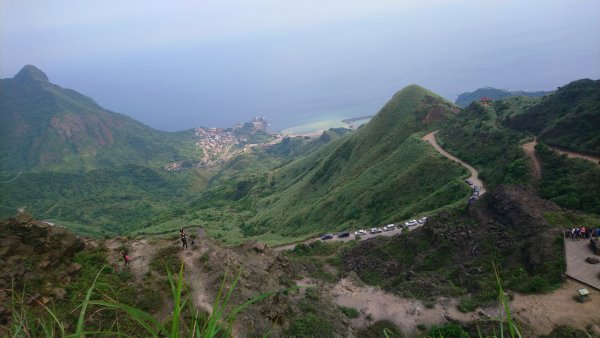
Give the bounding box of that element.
[274,223,424,251]
[522,138,600,186]
[421,131,486,195]
[275,130,486,251]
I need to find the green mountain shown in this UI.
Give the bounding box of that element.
[243,85,469,237]
[455,86,551,108]
[0,65,199,173]
[503,79,600,155]
[439,78,600,215]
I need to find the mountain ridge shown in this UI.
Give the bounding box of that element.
[455,86,551,107]
[0,65,199,173]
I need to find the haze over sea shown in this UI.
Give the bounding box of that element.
[2,0,599,132]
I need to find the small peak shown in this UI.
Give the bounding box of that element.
[14,65,49,83]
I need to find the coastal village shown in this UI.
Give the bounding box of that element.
[164,117,270,171]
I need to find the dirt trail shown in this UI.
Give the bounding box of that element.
[331,277,600,337]
[179,245,214,313]
[332,278,485,336]
[522,139,542,181]
[511,279,600,336]
[522,138,600,182]
[422,131,486,195]
[554,148,600,165]
[105,238,154,281]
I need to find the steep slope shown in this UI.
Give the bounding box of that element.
[455,86,551,107]
[503,79,600,155]
[245,85,468,237]
[0,65,199,173]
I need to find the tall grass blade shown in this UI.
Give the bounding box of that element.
[494,263,517,338]
[87,300,168,336]
[74,265,106,337]
[170,261,185,338]
[33,298,65,337]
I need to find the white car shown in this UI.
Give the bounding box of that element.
[370,227,382,234]
[404,220,418,227]
[382,224,395,231]
[417,217,428,224]
[354,229,367,236]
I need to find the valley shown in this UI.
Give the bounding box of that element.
[2,67,600,337]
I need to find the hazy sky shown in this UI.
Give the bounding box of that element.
[2,0,599,131]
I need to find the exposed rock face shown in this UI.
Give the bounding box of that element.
[342,185,565,296]
[195,240,295,336]
[193,239,347,337]
[0,213,85,324]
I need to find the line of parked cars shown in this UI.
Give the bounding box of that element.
[321,216,428,240]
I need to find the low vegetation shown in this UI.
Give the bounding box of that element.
[437,101,532,189]
[536,143,600,214]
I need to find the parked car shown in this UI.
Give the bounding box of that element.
[321,234,334,240]
[383,224,395,231]
[338,231,350,238]
[417,217,428,224]
[370,227,382,234]
[354,229,367,236]
[405,220,418,227]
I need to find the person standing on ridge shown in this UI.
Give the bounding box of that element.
[120,250,130,268]
[180,228,188,250]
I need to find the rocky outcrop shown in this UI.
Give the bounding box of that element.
[0,213,85,324]
[341,185,565,298]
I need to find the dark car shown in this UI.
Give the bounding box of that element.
[338,231,350,238]
[321,234,334,240]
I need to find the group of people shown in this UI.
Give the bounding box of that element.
[567,226,600,241]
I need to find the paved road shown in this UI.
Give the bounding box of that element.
[422,131,486,195]
[274,223,424,251]
[564,236,600,290]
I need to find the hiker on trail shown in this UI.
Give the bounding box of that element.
[181,234,188,249]
[180,228,188,250]
[120,251,130,268]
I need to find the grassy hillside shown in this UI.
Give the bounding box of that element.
[536,143,600,214]
[0,165,198,236]
[0,65,200,173]
[504,79,600,155]
[243,85,469,238]
[437,100,532,189]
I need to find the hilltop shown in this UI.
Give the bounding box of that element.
[231,85,468,238]
[504,79,600,156]
[455,86,551,108]
[0,65,200,173]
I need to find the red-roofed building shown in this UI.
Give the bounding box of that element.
[479,97,492,106]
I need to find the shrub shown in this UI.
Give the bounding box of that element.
[287,313,335,338]
[339,305,360,318]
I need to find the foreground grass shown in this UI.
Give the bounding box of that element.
[8,263,285,337]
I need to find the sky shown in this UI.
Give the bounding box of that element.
[1,0,599,131]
